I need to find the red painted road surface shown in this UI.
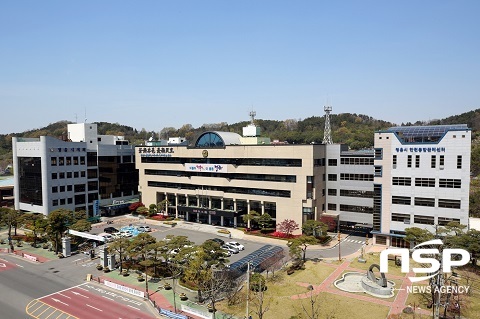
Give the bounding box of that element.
[0,258,16,272]
[39,284,157,319]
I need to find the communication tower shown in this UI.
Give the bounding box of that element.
[323,106,333,144]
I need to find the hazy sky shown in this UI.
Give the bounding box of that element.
[1,1,479,134]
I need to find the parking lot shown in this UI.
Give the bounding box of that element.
[88,218,285,265]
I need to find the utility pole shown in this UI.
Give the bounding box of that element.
[431,225,442,319]
[338,231,341,261]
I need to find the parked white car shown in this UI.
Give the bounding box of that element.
[227,241,245,251]
[119,230,133,238]
[137,225,151,232]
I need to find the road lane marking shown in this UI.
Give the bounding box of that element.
[71,291,89,298]
[51,298,69,306]
[76,286,89,292]
[16,263,24,267]
[102,295,115,301]
[58,293,72,299]
[39,283,88,299]
[127,305,141,310]
[86,304,103,311]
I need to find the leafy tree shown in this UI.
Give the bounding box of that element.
[277,219,299,237]
[128,233,156,262]
[302,220,327,237]
[445,229,480,265]
[287,235,318,262]
[23,213,48,247]
[157,199,169,214]
[47,209,74,254]
[320,215,337,232]
[438,221,467,236]
[70,219,92,233]
[242,210,260,229]
[148,204,157,216]
[258,213,272,229]
[405,227,434,246]
[183,249,211,302]
[108,237,131,272]
[0,207,23,251]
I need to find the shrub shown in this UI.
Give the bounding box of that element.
[218,229,230,234]
[137,275,144,282]
[250,273,267,291]
[260,228,275,234]
[165,217,175,221]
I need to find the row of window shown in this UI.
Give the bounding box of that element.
[144,169,297,183]
[52,182,98,194]
[340,173,374,181]
[392,196,461,209]
[392,154,463,169]
[52,193,98,207]
[327,188,374,198]
[141,157,303,167]
[392,177,462,188]
[340,157,374,165]
[147,181,291,198]
[52,171,86,180]
[51,156,86,166]
[327,203,373,214]
[391,213,460,226]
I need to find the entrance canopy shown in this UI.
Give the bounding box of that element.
[68,229,105,242]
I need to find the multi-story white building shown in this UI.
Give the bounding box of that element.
[13,123,138,217]
[372,124,471,246]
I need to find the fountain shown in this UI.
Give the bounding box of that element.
[334,264,395,298]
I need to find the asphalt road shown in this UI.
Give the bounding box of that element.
[306,235,367,259]
[0,256,71,319]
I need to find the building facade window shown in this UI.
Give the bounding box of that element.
[440,155,445,167]
[414,215,434,225]
[339,189,374,198]
[328,189,337,196]
[415,155,420,168]
[52,173,57,179]
[340,173,374,181]
[407,155,412,168]
[392,177,411,186]
[327,203,337,211]
[438,198,461,209]
[340,158,374,165]
[328,159,338,166]
[439,179,461,188]
[457,155,462,169]
[392,196,411,205]
[52,186,58,193]
[391,213,410,223]
[374,148,383,160]
[51,157,57,166]
[414,197,435,207]
[393,155,397,168]
[374,166,382,177]
[328,174,337,181]
[339,204,373,214]
[431,155,436,168]
[438,217,460,226]
[415,178,435,187]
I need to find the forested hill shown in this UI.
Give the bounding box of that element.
[1,109,479,170]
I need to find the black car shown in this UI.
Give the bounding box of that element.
[211,238,225,246]
[103,227,118,234]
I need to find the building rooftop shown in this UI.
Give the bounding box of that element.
[380,124,469,144]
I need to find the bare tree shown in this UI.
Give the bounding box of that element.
[251,277,270,319]
[199,267,232,318]
[300,286,321,319]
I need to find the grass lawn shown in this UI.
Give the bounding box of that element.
[216,261,391,319]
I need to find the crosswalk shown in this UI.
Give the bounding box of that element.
[343,239,365,244]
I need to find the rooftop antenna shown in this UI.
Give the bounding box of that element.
[323,106,333,144]
[249,110,256,125]
[84,107,87,123]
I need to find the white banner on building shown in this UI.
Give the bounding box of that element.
[185,163,227,173]
[104,280,145,298]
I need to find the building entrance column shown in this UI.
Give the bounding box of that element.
[247,200,251,228]
[233,199,238,227]
[208,214,212,224]
[175,194,179,218]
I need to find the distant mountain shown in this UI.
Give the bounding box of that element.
[1,109,479,172]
